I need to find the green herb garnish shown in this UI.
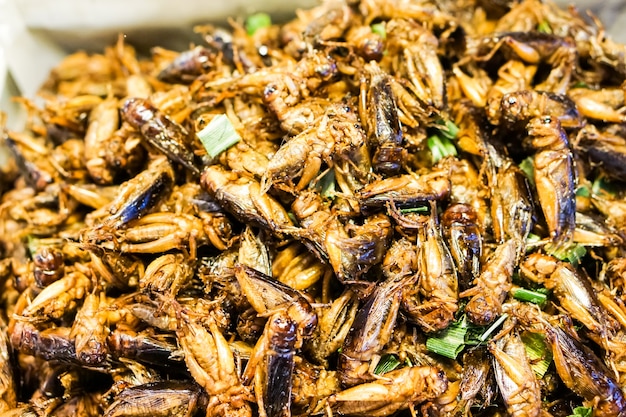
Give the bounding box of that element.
[568,406,593,417]
[197,114,241,158]
[245,12,272,36]
[426,317,469,359]
[521,332,552,377]
[371,22,386,39]
[374,354,402,374]
[519,157,535,185]
[512,287,548,306]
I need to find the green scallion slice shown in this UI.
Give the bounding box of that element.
[521,332,552,377]
[374,354,401,374]
[426,317,468,359]
[478,313,508,342]
[197,114,241,158]
[512,287,548,306]
[245,12,272,36]
[371,22,386,39]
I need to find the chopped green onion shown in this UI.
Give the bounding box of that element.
[521,332,552,378]
[519,157,535,185]
[479,313,508,342]
[512,287,548,306]
[537,20,552,34]
[245,12,272,36]
[315,169,336,199]
[426,317,469,359]
[404,357,413,367]
[592,177,618,197]
[572,81,589,89]
[526,233,542,244]
[371,22,386,39]
[434,119,460,140]
[428,135,457,163]
[549,243,587,265]
[399,206,429,214]
[374,354,402,374]
[26,235,41,257]
[568,406,593,417]
[197,114,241,158]
[576,184,591,197]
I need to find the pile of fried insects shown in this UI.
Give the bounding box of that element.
[3,0,626,415]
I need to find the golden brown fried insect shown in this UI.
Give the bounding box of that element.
[305,289,358,366]
[462,239,517,326]
[201,165,293,233]
[526,116,576,249]
[103,381,205,417]
[399,203,459,333]
[356,169,450,215]
[337,273,408,387]
[362,61,405,177]
[121,98,199,175]
[489,325,542,417]
[176,311,253,417]
[328,365,448,417]
[545,323,626,417]
[441,203,483,292]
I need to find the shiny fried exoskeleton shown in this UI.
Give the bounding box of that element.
[88,246,144,289]
[489,326,542,417]
[494,89,582,129]
[32,245,64,288]
[140,253,194,296]
[442,203,483,292]
[69,290,111,366]
[201,165,293,233]
[288,191,392,286]
[157,46,216,84]
[337,274,408,387]
[248,314,297,417]
[526,116,576,249]
[235,265,317,348]
[261,101,365,193]
[486,149,534,259]
[121,98,199,175]
[117,211,233,256]
[384,19,446,111]
[462,239,516,326]
[0,317,16,413]
[520,253,619,338]
[304,289,358,366]
[291,359,340,416]
[83,97,120,184]
[10,321,77,364]
[401,203,459,333]
[272,242,329,291]
[329,366,448,417]
[362,61,405,177]
[356,169,450,215]
[545,323,626,417]
[577,124,626,183]
[107,328,182,367]
[20,270,91,319]
[451,347,495,415]
[86,157,174,233]
[466,31,576,94]
[103,381,206,417]
[569,86,626,124]
[176,313,252,417]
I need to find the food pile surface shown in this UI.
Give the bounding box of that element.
[2,0,626,416]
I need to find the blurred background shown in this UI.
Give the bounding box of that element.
[0,0,624,129]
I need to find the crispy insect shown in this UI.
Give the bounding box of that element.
[121,98,199,175]
[328,366,448,417]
